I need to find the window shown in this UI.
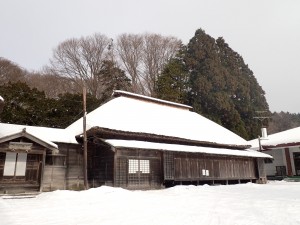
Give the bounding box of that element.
[202,169,209,176]
[128,159,150,174]
[264,158,273,164]
[3,152,27,177]
[139,160,150,174]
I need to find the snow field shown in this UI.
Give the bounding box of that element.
[1,181,300,225]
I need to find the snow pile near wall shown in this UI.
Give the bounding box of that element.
[1,181,300,225]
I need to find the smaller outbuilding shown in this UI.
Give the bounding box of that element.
[0,123,83,194]
[249,127,300,178]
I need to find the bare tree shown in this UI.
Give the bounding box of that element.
[0,57,26,84]
[142,34,181,96]
[47,32,180,98]
[48,33,111,98]
[116,34,144,94]
[116,33,181,96]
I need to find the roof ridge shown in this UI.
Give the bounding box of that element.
[113,90,192,110]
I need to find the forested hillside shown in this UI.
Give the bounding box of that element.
[0,29,298,139]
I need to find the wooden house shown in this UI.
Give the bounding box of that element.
[0,123,83,194]
[68,90,272,190]
[0,90,271,193]
[249,127,300,178]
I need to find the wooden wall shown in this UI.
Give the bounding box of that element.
[85,142,265,190]
[42,143,84,191]
[87,142,114,188]
[164,152,257,184]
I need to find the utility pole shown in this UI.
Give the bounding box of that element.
[83,86,88,190]
[254,110,270,151]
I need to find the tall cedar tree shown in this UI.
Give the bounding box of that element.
[156,29,269,139]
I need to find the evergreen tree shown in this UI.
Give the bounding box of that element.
[156,49,189,104]
[44,92,101,128]
[0,82,50,125]
[96,60,132,103]
[156,29,269,139]
[0,82,101,128]
[216,37,269,139]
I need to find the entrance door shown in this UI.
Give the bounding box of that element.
[293,152,300,176]
[128,159,150,188]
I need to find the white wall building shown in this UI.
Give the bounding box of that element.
[249,127,300,177]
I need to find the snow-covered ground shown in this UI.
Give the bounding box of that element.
[1,181,300,225]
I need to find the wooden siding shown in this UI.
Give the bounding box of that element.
[164,152,257,184]
[42,165,66,191]
[42,143,84,191]
[59,143,84,190]
[170,153,257,181]
[87,143,262,190]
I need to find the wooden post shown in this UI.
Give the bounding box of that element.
[284,148,293,176]
[39,150,46,192]
[83,86,88,190]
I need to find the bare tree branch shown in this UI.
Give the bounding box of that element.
[116,33,181,96]
[49,33,111,98]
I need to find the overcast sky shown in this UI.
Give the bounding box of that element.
[1,0,299,113]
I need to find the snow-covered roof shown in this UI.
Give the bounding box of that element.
[104,139,272,158]
[67,90,249,148]
[0,128,58,152]
[113,90,193,110]
[249,126,300,149]
[0,123,78,145]
[0,95,3,101]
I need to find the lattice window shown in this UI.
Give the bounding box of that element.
[139,160,150,174]
[164,152,174,179]
[128,159,139,174]
[128,159,150,174]
[115,158,127,187]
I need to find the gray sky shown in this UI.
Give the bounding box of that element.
[1,0,299,113]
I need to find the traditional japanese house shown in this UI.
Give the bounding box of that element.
[249,127,300,178]
[68,90,272,190]
[0,90,272,193]
[0,123,83,194]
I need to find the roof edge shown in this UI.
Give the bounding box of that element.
[78,126,250,150]
[113,90,193,110]
[262,141,300,149]
[0,129,58,152]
